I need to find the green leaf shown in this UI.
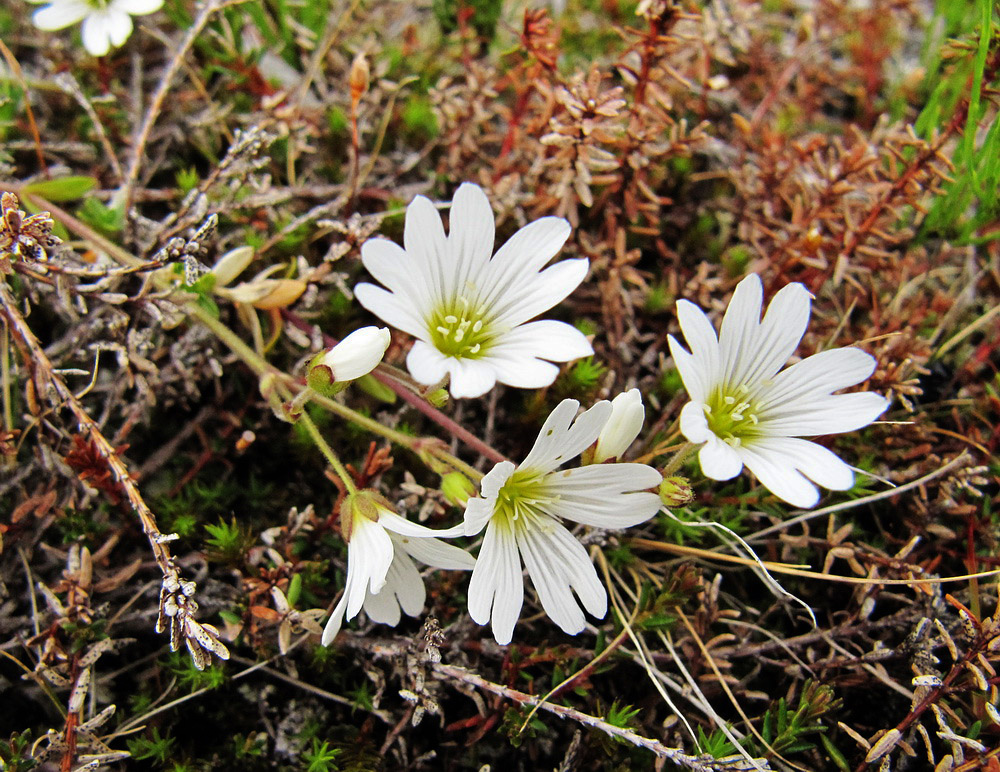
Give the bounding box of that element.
[23,175,97,202]
[354,373,397,403]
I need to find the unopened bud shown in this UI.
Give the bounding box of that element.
[349,52,370,108]
[426,388,449,408]
[659,475,693,508]
[441,472,475,506]
[309,327,390,394]
[594,389,644,462]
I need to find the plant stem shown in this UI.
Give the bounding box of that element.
[660,442,694,476]
[297,408,357,495]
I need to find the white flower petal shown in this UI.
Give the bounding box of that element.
[517,523,586,635]
[718,273,764,389]
[678,401,713,444]
[405,340,451,386]
[520,399,612,473]
[491,319,594,362]
[321,593,348,646]
[403,194,449,308]
[594,389,644,462]
[675,300,722,387]
[447,357,498,399]
[447,183,496,295]
[761,392,888,436]
[105,8,133,46]
[465,461,514,535]
[541,521,607,619]
[737,443,820,508]
[547,463,663,497]
[345,517,393,617]
[757,347,878,411]
[363,544,424,625]
[740,281,811,388]
[751,437,855,491]
[81,12,114,55]
[488,259,589,329]
[355,283,429,341]
[698,436,744,480]
[545,490,663,529]
[112,0,163,14]
[33,1,90,29]
[398,534,476,570]
[467,521,523,645]
[482,354,559,389]
[360,238,431,308]
[376,510,453,538]
[668,335,710,404]
[479,217,572,304]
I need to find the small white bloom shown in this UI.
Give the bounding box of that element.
[667,273,889,508]
[355,183,593,398]
[29,0,163,57]
[316,326,391,382]
[463,398,662,645]
[321,499,474,646]
[594,388,644,462]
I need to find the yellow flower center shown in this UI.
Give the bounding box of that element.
[493,470,555,534]
[704,384,763,447]
[427,294,495,359]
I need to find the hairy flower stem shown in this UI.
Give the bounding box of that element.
[660,442,694,477]
[297,409,357,495]
[188,304,481,481]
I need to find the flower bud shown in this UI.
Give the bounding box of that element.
[309,327,390,393]
[659,475,693,508]
[426,388,449,408]
[594,388,644,462]
[440,472,476,506]
[349,52,370,108]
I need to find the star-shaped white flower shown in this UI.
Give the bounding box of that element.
[355,183,594,398]
[29,0,163,57]
[321,496,474,646]
[463,397,662,644]
[667,273,889,508]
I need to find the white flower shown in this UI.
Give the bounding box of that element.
[463,398,662,644]
[594,388,644,462]
[321,496,474,646]
[667,273,889,509]
[355,183,593,398]
[29,0,163,57]
[315,327,391,382]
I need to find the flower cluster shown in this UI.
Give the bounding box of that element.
[322,391,662,646]
[299,183,888,648]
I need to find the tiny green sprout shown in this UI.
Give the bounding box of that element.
[440,471,476,506]
[204,516,253,565]
[303,739,341,772]
[722,244,751,277]
[176,167,200,194]
[127,727,175,764]
[566,356,606,392]
[643,282,674,314]
[605,701,641,731]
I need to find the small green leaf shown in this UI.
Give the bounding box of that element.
[354,373,397,404]
[23,175,97,202]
